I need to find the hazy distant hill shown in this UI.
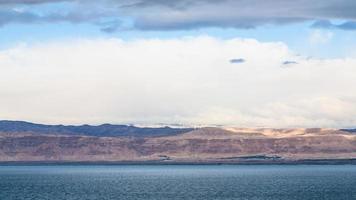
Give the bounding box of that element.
[0,121,356,163]
[0,120,194,137]
[341,129,356,133]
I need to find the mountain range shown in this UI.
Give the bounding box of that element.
[0,120,194,137]
[0,120,355,164]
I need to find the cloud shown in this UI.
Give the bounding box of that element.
[308,30,334,45]
[0,10,39,26]
[1,36,356,127]
[0,0,70,5]
[312,20,356,30]
[0,7,109,27]
[97,20,122,33]
[1,0,356,31]
[230,58,245,64]
[113,0,356,30]
[338,21,356,30]
[312,20,335,29]
[282,61,298,65]
[281,61,298,68]
[0,1,113,29]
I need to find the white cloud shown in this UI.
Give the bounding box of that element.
[0,36,356,127]
[309,30,334,45]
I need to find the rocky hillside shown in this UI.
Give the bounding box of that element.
[0,121,355,163]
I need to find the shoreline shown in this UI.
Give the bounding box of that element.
[1,158,356,166]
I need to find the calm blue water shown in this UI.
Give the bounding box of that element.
[0,165,355,200]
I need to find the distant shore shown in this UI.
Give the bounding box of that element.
[1,122,355,164]
[1,158,356,166]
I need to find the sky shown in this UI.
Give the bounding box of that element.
[1,0,356,128]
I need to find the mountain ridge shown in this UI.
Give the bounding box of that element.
[1,120,356,163]
[0,120,194,137]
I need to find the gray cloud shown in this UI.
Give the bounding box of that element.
[312,20,356,30]
[283,61,298,65]
[0,3,115,29]
[121,0,356,30]
[0,0,71,5]
[118,0,230,12]
[282,61,298,68]
[1,0,356,31]
[230,58,245,64]
[0,10,97,27]
[0,10,38,26]
[98,19,122,33]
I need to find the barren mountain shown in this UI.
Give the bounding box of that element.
[0,121,355,163]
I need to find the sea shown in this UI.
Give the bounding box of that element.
[0,165,355,200]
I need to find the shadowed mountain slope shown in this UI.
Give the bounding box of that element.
[341,129,356,133]
[0,120,194,137]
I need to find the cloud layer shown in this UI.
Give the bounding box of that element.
[1,36,356,127]
[1,0,356,31]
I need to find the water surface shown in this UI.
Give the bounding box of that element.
[0,165,355,200]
